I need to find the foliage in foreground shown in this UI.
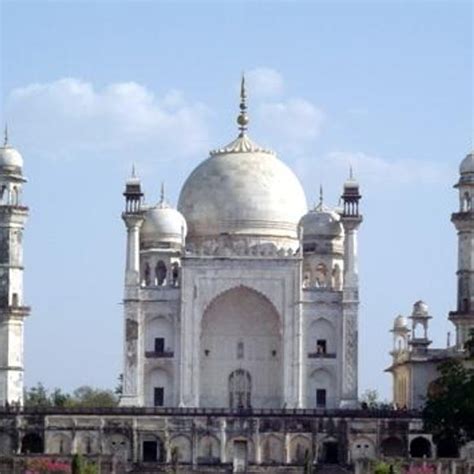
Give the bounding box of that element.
[24,383,119,408]
[422,330,474,446]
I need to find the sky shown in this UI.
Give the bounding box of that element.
[0,0,472,400]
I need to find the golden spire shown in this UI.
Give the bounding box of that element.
[237,74,249,137]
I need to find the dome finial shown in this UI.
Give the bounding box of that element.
[349,164,354,180]
[3,124,8,146]
[237,73,249,137]
[160,181,165,203]
[131,163,136,178]
[319,184,324,207]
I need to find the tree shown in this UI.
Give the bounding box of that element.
[24,384,119,408]
[114,373,123,396]
[71,454,84,474]
[359,389,392,410]
[24,383,52,407]
[464,328,474,357]
[423,357,474,446]
[69,386,118,408]
[71,454,98,474]
[360,389,379,409]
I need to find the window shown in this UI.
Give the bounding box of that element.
[237,341,244,359]
[156,261,167,286]
[316,389,326,408]
[143,441,158,462]
[154,387,164,407]
[154,337,165,353]
[144,263,151,286]
[316,339,327,354]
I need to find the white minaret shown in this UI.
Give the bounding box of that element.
[339,170,362,407]
[0,127,30,407]
[120,169,145,407]
[449,150,474,347]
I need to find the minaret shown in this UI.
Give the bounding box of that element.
[449,150,474,348]
[408,300,432,353]
[120,168,145,406]
[0,128,30,407]
[339,169,363,407]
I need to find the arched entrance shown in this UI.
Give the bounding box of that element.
[410,436,432,458]
[200,286,281,408]
[21,433,43,454]
[381,436,405,458]
[229,369,251,409]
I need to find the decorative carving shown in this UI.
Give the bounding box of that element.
[185,237,298,258]
[125,319,138,341]
[343,312,358,396]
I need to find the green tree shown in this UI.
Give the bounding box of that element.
[71,453,84,474]
[114,373,123,396]
[464,328,474,357]
[68,385,118,408]
[24,384,119,408]
[423,357,474,446]
[360,389,379,409]
[24,382,51,407]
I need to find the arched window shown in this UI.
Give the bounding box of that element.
[21,433,44,454]
[237,341,244,359]
[12,293,18,307]
[332,264,342,290]
[463,192,472,212]
[144,263,151,286]
[315,263,328,288]
[11,187,18,206]
[380,436,405,458]
[410,436,432,458]
[171,262,180,287]
[0,186,7,204]
[156,261,167,286]
[229,369,251,409]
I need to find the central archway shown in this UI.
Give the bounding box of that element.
[200,286,282,408]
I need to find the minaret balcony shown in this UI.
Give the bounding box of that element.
[0,305,31,318]
[145,350,174,359]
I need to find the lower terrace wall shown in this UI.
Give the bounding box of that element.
[0,408,472,473]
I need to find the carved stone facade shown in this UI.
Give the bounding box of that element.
[119,95,363,410]
[2,407,472,473]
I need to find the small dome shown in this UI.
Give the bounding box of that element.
[412,300,429,317]
[300,204,343,239]
[460,151,474,175]
[393,315,408,330]
[0,144,23,168]
[141,201,187,247]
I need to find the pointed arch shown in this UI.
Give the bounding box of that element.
[200,285,282,408]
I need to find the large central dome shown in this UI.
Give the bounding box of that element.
[178,78,307,246]
[178,136,307,244]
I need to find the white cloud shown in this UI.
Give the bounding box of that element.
[325,151,451,185]
[6,78,211,161]
[255,99,325,153]
[292,149,453,208]
[246,67,284,99]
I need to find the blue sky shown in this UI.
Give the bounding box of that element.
[0,0,472,400]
